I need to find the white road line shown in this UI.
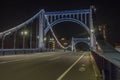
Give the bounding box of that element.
[81,64,86,67]
[0,59,25,64]
[57,53,85,80]
[79,67,86,72]
[49,56,61,61]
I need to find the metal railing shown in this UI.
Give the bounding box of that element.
[92,39,120,80]
[92,48,120,80]
[0,48,48,55]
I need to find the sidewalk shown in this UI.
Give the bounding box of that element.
[90,53,103,80]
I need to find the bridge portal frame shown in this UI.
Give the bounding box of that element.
[71,37,90,52]
[41,6,96,50]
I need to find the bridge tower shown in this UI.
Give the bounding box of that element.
[43,6,96,51]
[38,9,45,49]
[89,6,95,50]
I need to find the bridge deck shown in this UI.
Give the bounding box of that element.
[0,51,102,80]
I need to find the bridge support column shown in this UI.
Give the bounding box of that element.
[38,10,45,50]
[90,6,96,51]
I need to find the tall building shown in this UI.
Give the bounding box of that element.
[98,25,107,40]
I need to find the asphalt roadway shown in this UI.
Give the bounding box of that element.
[0,51,101,80]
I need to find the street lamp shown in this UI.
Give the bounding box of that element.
[88,37,90,40]
[24,31,28,35]
[49,38,55,51]
[44,37,47,41]
[21,32,24,35]
[61,38,65,41]
[21,31,28,36]
[90,29,94,33]
[21,30,28,49]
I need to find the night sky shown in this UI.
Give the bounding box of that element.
[0,0,120,46]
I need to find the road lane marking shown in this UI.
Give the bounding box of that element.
[0,59,25,64]
[79,67,86,72]
[81,64,86,67]
[79,63,86,72]
[57,53,85,80]
[49,56,61,61]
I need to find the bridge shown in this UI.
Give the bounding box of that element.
[0,6,120,80]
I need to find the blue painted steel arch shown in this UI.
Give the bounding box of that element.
[45,18,90,35]
[74,41,90,46]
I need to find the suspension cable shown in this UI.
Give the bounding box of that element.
[44,15,70,49]
[0,9,44,36]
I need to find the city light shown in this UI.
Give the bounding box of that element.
[61,38,65,41]
[50,38,54,41]
[98,26,102,31]
[63,42,68,46]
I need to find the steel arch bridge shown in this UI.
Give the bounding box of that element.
[0,6,120,80]
[44,6,96,50]
[0,6,96,52]
[71,37,90,52]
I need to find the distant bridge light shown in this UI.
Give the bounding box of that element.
[61,38,65,41]
[64,42,68,46]
[50,38,54,41]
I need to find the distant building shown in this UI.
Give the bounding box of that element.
[98,25,107,40]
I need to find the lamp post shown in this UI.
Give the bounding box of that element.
[21,31,28,49]
[49,38,54,51]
